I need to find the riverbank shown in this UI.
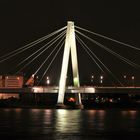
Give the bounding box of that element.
[1,97,140,109]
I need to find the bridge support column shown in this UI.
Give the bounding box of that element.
[56,21,83,109]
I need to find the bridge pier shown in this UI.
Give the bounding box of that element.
[56,103,68,109]
[75,93,84,109]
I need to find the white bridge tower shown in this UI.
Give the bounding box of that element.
[57,21,83,108]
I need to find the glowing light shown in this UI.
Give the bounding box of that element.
[46,76,50,85]
[91,75,94,79]
[85,87,95,93]
[109,98,113,103]
[32,87,43,93]
[100,75,103,79]
[132,76,135,80]
[123,75,126,78]
[47,80,50,85]
[74,77,78,86]
[68,97,75,102]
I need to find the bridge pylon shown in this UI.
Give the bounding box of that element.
[56,21,83,109]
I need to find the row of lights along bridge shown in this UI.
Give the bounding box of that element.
[33,75,135,87]
[90,75,135,86]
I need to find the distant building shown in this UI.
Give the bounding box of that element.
[5,75,23,88]
[0,75,23,99]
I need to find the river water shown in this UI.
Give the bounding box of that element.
[0,108,140,140]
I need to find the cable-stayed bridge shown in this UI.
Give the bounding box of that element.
[0,21,140,108]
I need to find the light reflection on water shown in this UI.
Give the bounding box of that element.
[0,108,140,139]
[55,109,81,133]
[122,110,137,119]
[87,110,105,131]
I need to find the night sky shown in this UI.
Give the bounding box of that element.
[0,0,140,85]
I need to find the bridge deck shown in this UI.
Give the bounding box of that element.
[0,86,140,94]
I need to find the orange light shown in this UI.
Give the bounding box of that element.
[68,97,75,102]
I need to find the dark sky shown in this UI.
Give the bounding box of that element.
[0,0,140,85]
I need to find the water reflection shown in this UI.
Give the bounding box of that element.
[43,109,52,124]
[42,109,55,134]
[55,109,81,133]
[87,110,105,131]
[129,110,137,119]
[122,110,137,119]
[0,109,140,139]
[121,110,128,116]
[97,110,105,129]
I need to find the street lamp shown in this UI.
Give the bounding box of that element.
[132,76,135,87]
[46,76,50,86]
[34,75,39,85]
[91,75,94,85]
[123,75,126,79]
[123,75,127,86]
[100,75,103,85]
[91,75,94,79]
